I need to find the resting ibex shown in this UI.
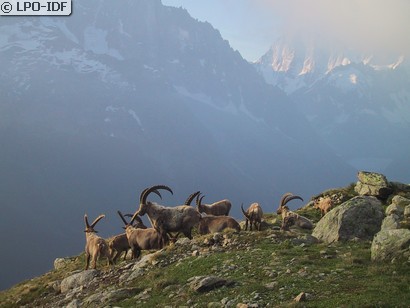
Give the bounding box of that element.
[131,185,202,240]
[196,194,231,216]
[313,196,334,217]
[241,202,264,231]
[276,193,313,230]
[108,215,147,263]
[197,215,241,235]
[84,214,113,270]
[118,210,168,259]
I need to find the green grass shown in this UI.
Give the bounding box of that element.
[1,217,410,308]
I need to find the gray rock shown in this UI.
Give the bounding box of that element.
[312,196,384,243]
[371,229,410,262]
[54,257,74,270]
[381,215,400,230]
[385,203,405,218]
[190,276,228,292]
[354,171,392,199]
[404,205,410,218]
[392,195,410,207]
[60,269,98,293]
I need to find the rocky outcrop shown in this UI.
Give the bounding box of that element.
[312,196,384,243]
[60,270,99,294]
[354,171,393,199]
[371,229,410,262]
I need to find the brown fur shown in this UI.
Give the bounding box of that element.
[197,215,241,235]
[313,197,333,217]
[197,197,232,216]
[84,214,113,270]
[241,203,264,231]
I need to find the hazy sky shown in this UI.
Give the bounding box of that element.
[162,0,410,62]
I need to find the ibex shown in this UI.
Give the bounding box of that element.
[118,210,168,259]
[276,193,314,230]
[197,215,241,235]
[84,214,113,270]
[131,185,202,240]
[184,191,201,205]
[313,196,334,217]
[108,215,147,263]
[196,194,231,216]
[241,202,264,231]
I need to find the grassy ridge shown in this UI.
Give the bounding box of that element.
[1,204,410,307]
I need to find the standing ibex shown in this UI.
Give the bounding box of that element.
[196,194,231,216]
[241,202,264,231]
[313,196,334,217]
[117,210,168,259]
[84,214,113,270]
[276,193,314,230]
[108,215,147,263]
[131,185,202,240]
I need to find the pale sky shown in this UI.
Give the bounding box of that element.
[162,0,410,62]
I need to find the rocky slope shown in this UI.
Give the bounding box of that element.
[1,172,410,307]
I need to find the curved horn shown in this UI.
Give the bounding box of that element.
[139,187,162,204]
[90,214,105,228]
[283,195,303,206]
[196,194,205,208]
[117,210,128,226]
[241,203,249,218]
[140,185,173,206]
[84,214,90,228]
[184,191,201,206]
[279,193,294,208]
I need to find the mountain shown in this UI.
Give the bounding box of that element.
[0,0,356,290]
[254,39,410,177]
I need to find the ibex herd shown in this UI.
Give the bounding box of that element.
[83,185,318,270]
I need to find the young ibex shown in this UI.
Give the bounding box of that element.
[313,196,334,217]
[241,202,264,231]
[84,214,113,270]
[276,193,314,230]
[196,194,232,216]
[118,210,168,259]
[197,215,241,235]
[131,185,202,240]
[108,215,147,263]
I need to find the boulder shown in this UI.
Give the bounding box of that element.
[60,270,98,293]
[380,215,400,231]
[189,276,229,292]
[312,196,384,243]
[391,195,410,208]
[371,229,410,262]
[354,171,392,199]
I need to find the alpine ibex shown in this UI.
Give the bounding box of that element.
[196,194,232,216]
[108,215,147,263]
[117,210,168,259]
[241,202,264,231]
[131,185,202,240]
[197,215,241,235]
[313,196,334,217]
[84,214,113,270]
[276,193,314,230]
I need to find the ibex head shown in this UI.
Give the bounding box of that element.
[131,185,173,219]
[84,214,105,233]
[276,193,303,214]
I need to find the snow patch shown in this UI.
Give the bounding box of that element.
[84,26,123,60]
